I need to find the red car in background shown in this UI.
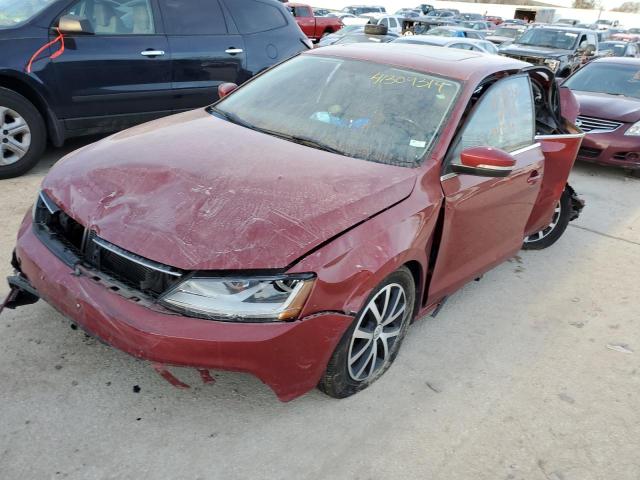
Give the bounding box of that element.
[286,2,343,41]
[3,45,584,401]
[564,57,640,173]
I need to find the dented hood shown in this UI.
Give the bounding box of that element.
[43,109,417,271]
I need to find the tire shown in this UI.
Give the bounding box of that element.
[522,188,572,250]
[0,87,46,179]
[318,267,416,399]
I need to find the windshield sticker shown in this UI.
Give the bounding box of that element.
[370,72,455,94]
[566,33,578,37]
[409,139,427,148]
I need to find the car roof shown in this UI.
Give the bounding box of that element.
[305,43,526,81]
[589,56,640,65]
[397,35,485,46]
[536,25,596,33]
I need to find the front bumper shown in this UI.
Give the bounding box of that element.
[8,219,353,401]
[577,129,640,170]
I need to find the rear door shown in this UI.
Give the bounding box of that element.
[52,0,172,130]
[158,0,246,111]
[428,75,545,302]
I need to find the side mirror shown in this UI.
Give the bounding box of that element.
[451,146,516,177]
[578,43,596,56]
[57,14,94,34]
[218,82,238,99]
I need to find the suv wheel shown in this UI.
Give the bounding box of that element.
[318,267,415,398]
[0,87,46,179]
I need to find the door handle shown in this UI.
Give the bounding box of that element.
[225,48,244,55]
[141,50,165,56]
[527,170,541,184]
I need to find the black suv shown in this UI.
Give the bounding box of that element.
[500,26,598,79]
[0,0,309,178]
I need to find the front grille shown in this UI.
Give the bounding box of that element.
[576,115,623,133]
[33,192,183,298]
[506,54,544,65]
[578,146,602,158]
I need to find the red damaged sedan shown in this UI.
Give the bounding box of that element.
[565,57,640,173]
[3,45,584,401]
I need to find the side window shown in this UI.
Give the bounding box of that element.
[159,0,226,35]
[389,18,397,28]
[447,76,534,166]
[294,6,311,17]
[226,0,287,34]
[63,0,156,35]
[588,34,597,47]
[380,18,389,27]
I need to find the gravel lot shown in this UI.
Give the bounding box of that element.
[1,142,639,480]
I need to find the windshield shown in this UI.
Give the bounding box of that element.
[564,63,640,99]
[516,29,579,49]
[334,33,396,44]
[0,0,57,27]
[213,56,461,167]
[599,42,627,56]
[493,27,521,38]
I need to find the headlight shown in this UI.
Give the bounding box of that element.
[625,121,640,136]
[160,274,315,322]
[544,59,560,72]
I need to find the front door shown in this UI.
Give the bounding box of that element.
[158,0,246,111]
[428,75,545,302]
[52,0,172,132]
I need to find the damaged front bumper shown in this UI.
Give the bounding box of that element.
[567,184,585,222]
[6,219,353,401]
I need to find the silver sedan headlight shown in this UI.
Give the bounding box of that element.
[160,274,315,322]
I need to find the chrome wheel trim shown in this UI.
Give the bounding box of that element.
[347,283,407,382]
[0,106,31,166]
[524,201,562,244]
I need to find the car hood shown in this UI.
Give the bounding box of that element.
[42,109,418,271]
[573,90,640,123]
[501,44,572,58]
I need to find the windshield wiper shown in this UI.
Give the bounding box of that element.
[285,135,345,155]
[211,107,345,156]
[210,107,257,130]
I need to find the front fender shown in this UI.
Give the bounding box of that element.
[289,164,443,318]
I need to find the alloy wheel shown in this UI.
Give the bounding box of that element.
[348,283,407,381]
[524,201,561,244]
[1,106,32,166]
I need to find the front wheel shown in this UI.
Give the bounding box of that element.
[0,87,46,179]
[522,188,572,250]
[318,267,415,398]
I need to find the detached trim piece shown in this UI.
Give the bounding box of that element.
[92,237,183,278]
[535,133,585,140]
[510,142,541,156]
